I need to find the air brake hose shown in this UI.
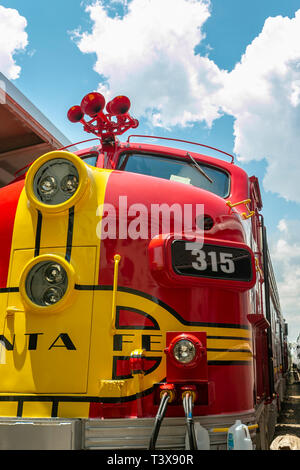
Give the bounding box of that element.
[182,392,198,450]
[148,392,171,450]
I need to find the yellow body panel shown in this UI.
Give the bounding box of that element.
[0,158,112,403]
[3,247,96,393]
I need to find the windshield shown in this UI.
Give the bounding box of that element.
[81,153,98,166]
[117,153,230,198]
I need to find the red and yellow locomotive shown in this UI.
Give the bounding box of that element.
[0,92,288,449]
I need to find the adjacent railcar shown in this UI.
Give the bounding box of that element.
[0,93,288,449]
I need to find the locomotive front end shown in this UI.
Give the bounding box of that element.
[0,92,285,450]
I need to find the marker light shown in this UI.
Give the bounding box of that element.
[106,95,131,115]
[67,105,84,123]
[20,255,76,314]
[80,92,105,117]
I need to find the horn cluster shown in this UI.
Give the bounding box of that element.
[67,92,139,141]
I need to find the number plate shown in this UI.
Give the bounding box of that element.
[171,241,253,282]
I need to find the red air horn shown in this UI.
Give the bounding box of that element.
[67,92,139,142]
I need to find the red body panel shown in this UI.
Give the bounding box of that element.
[91,169,255,418]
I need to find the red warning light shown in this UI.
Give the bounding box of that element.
[81,92,106,117]
[67,105,84,123]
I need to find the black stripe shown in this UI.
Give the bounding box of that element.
[207,335,252,341]
[0,388,155,405]
[74,284,250,330]
[51,401,58,418]
[17,400,23,417]
[0,287,19,293]
[0,364,250,408]
[116,306,160,330]
[65,206,75,262]
[74,284,97,290]
[34,210,42,257]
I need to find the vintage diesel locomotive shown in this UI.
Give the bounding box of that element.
[0,92,288,449]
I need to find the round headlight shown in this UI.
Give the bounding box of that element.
[39,175,58,198]
[43,286,64,306]
[20,255,76,314]
[173,339,196,364]
[25,260,68,307]
[33,158,79,205]
[25,151,90,213]
[44,263,65,283]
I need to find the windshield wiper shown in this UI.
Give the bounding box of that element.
[186,152,213,184]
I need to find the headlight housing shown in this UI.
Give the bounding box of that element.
[166,333,205,368]
[20,255,76,313]
[25,261,68,306]
[25,151,89,213]
[173,339,196,364]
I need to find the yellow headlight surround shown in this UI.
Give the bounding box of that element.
[19,254,76,314]
[25,150,90,214]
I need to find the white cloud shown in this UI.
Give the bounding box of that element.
[73,3,300,339]
[73,4,300,203]
[73,0,225,127]
[277,219,288,233]
[218,11,300,203]
[0,5,28,79]
[270,219,300,341]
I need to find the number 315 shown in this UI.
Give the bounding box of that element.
[191,249,235,273]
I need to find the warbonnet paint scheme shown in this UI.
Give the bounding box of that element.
[0,93,288,449]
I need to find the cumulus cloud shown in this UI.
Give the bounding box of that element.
[73,0,225,127]
[270,219,300,340]
[73,3,300,203]
[219,11,300,203]
[0,5,28,79]
[73,2,300,337]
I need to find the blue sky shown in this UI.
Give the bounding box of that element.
[1,0,300,342]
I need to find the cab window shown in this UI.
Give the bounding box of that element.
[117,153,230,198]
[81,153,98,167]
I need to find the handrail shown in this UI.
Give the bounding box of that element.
[211,423,259,433]
[14,138,102,178]
[127,135,235,163]
[58,138,101,151]
[111,254,121,333]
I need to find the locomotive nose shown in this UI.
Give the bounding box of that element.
[99,170,256,293]
[100,169,245,244]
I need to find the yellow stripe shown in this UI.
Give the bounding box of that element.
[208,339,252,349]
[207,350,253,361]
